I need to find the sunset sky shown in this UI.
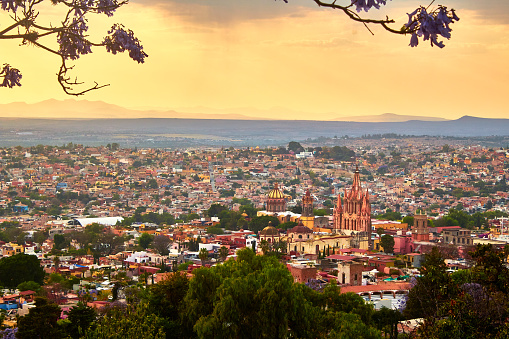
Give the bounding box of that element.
[1,0,508,120]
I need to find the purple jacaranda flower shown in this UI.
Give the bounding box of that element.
[58,16,92,60]
[409,33,419,47]
[451,9,460,21]
[405,6,459,48]
[351,0,390,13]
[0,0,18,12]
[103,24,148,63]
[0,327,18,339]
[405,8,420,28]
[461,283,488,303]
[431,35,445,48]
[97,0,117,17]
[0,64,22,88]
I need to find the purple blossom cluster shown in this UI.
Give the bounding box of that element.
[103,24,148,63]
[72,0,94,16]
[0,328,18,339]
[71,0,117,17]
[305,278,327,292]
[405,6,459,48]
[0,64,22,88]
[461,283,488,303]
[57,17,92,60]
[97,0,117,16]
[0,0,17,12]
[351,0,389,13]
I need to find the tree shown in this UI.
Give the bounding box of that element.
[207,204,228,217]
[402,216,414,226]
[0,253,45,288]
[147,179,159,189]
[152,235,171,255]
[17,280,41,293]
[0,0,147,95]
[470,244,509,293]
[403,246,455,320]
[219,246,229,262]
[413,245,509,338]
[380,234,394,254]
[16,297,63,339]
[65,302,97,339]
[147,272,189,338]
[248,215,280,233]
[138,233,154,249]
[288,141,304,153]
[372,307,402,339]
[183,248,382,338]
[199,248,209,265]
[53,234,68,250]
[83,303,165,339]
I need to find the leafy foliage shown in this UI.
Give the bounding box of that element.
[0,253,45,288]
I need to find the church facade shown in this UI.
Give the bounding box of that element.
[333,166,371,249]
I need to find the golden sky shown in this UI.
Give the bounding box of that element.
[1,0,508,120]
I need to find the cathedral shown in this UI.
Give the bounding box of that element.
[333,166,372,245]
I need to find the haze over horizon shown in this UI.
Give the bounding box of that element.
[1,0,508,120]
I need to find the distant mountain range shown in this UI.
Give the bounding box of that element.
[0,99,265,120]
[0,100,507,147]
[332,113,448,122]
[0,115,507,148]
[0,99,449,122]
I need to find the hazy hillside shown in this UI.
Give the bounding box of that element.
[0,115,507,147]
[1,100,452,122]
[333,113,448,122]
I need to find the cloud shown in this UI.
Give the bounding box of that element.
[130,0,315,25]
[452,0,509,24]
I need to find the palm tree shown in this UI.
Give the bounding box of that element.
[219,246,229,262]
[259,239,269,255]
[199,248,209,266]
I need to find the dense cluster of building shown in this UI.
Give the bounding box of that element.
[0,140,508,327]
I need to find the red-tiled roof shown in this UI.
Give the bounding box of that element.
[341,282,411,294]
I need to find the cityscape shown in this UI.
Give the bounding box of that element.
[1,0,508,337]
[0,138,508,337]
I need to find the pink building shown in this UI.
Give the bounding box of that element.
[393,235,413,255]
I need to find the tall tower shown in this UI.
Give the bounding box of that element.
[300,190,314,229]
[333,166,371,247]
[412,212,430,242]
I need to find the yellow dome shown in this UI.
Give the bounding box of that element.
[260,226,279,236]
[268,183,284,199]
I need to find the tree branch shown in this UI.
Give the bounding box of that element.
[57,57,109,96]
[312,0,412,35]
